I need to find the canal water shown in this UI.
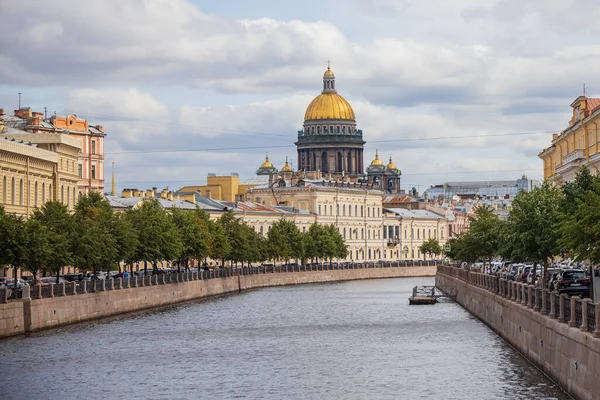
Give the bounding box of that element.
[0,277,571,400]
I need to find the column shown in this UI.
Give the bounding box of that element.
[580,299,590,332]
[342,150,347,175]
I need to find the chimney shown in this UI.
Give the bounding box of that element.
[552,133,558,141]
[167,192,174,201]
[0,109,5,116]
[145,189,153,197]
[95,125,104,133]
[132,189,140,197]
[161,188,168,199]
[121,189,133,198]
[14,107,32,118]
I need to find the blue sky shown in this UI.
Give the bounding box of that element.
[2,0,600,193]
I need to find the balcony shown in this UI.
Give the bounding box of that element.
[387,237,400,246]
[555,149,586,181]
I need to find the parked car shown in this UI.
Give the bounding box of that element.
[507,264,521,281]
[553,269,590,296]
[594,266,599,277]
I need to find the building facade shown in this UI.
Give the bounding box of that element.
[295,66,366,176]
[0,107,106,195]
[539,96,600,182]
[0,121,81,215]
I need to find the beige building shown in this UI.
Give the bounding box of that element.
[1,107,106,195]
[178,173,260,202]
[539,96,600,182]
[0,121,81,215]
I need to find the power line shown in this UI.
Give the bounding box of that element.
[105,130,553,155]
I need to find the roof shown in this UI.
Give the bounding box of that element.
[384,208,446,220]
[236,202,292,214]
[383,195,417,203]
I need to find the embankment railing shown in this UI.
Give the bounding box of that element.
[437,264,600,338]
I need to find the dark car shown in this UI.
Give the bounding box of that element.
[594,266,599,277]
[507,264,520,281]
[553,269,590,296]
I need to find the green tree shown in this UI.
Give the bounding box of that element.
[267,219,303,264]
[29,202,74,283]
[324,224,347,265]
[419,238,441,260]
[467,205,500,265]
[113,212,139,273]
[171,207,209,271]
[0,207,28,297]
[72,193,118,273]
[129,200,182,274]
[304,222,335,263]
[219,211,249,266]
[506,182,563,288]
[207,220,230,266]
[23,218,51,280]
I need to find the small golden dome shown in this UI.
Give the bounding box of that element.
[281,157,292,172]
[304,93,355,121]
[260,153,273,168]
[371,150,383,166]
[387,155,397,170]
[324,66,335,78]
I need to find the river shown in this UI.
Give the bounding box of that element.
[0,277,571,400]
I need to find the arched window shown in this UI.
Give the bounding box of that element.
[311,126,314,135]
[35,181,38,207]
[342,126,346,134]
[336,126,340,133]
[317,126,321,135]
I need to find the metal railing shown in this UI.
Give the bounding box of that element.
[1,260,439,303]
[437,265,599,336]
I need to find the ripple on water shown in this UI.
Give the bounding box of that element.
[0,277,572,400]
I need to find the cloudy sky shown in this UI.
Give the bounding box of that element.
[2,0,600,193]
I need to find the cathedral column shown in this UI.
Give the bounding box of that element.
[342,151,347,175]
[315,152,320,172]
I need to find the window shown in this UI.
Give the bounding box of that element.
[361,206,364,217]
[343,228,346,239]
[383,227,387,239]
[2,176,5,203]
[35,182,38,207]
[19,178,23,205]
[343,205,346,216]
[428,229,431,238]
[73,188,76,205]
[417,229,420,239]
[336,204,339,216]
[49,184,52,201]
[61,185,64,203]
[260,226,264,236]
[11,177,15,204]
[368,230,371,240]
[349,206,352,216]
[91,165,96,179]
[368,207,370,218]
[361,228,364,239]
[330,205,332,215]
[91,141,96,154]
[78,164,83,179]
[318,204,322,215]
[42,183,46,204]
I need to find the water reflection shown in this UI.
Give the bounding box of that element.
[0,277,571,400]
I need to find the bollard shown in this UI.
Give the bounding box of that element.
[527,286,534,309]
[594,302,600,338]
[580,299,591,332]
[99,279,106,292]
[549,292,557,319]
[541,289,548,315]
[21,285,30,300]
[568,297,578,327]
[117,277,122,289]
[71,282,77,296]
[35,284,42,299]
[521,284,527,306]
[60,282,66,296]
[558,293,567,323]
[507,281,512,300]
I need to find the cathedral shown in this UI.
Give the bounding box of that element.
[257,65,401,193]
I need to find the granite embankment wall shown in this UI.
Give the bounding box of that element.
[436,266,600,400]
[0,266,435,338]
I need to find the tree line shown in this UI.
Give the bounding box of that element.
[0,193,348,284]
[446,167,600,288]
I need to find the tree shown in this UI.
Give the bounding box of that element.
[129,200,182,274]
[304,223,335,263]
[506,182,563,288]
[207,220,230,267]
[324,224,347,265]
[171,207,209,271]
[0,207,28,297]
[219,211,249,266]
[419,238,441,260]
[558,170,600,265]
[113,212,139,273]
[23,218,51,280]
[267,219,303,264]
[29,202,74,283]
[72,193,118,273]
[467,205,500,265]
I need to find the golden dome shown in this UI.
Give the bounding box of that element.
[260,153,273,168]
[304,93,355,121]
[324,66,335,78]
[387,156,397,169]
[371,150,383,166]
[281,157,292,172]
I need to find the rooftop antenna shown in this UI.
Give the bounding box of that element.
[44,107,47,119]
[18,92,21,109]
[583,83,588,97]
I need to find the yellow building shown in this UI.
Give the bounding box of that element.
[539,96,600,181]
[0,121,81,215]
[178,173,259,202]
